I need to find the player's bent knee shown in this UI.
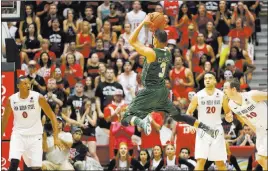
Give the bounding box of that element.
[8,159,20,171]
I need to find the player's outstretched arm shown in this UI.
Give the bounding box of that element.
[223,96,233,123]
[38,95,59,140]
[128,14,156,63]
[250,90,268,102]
[1,98,12,137]
[186,95,198,116]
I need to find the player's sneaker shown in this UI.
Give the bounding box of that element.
[139,116,152,136]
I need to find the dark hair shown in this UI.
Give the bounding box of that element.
[151,145,164,159]
[228,46,240,60]
[178,3,192,21]
[84,76,94,91]
[51,18,60,25]
[106,67,115,73]
[204,71,216,78]
[180,148,190,155]
[114,59,125,76]
[138,149,151,162]
[24,4,34,18]
[17,76,29,85]
[39,52,52,68]
[199,54,209,66]
[85,5,93,11]
[237,2,246,16]
[154,29,168,43]
[218,1,228,13]
[26,23,38,39]
[66,53,76,68]
[228,78,241,91]
[197,3,207,16]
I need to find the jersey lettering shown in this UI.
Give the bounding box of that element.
[158,62,167,78]
[206,106,216,114]
[246,112,257,119]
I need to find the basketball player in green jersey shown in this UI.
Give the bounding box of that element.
[121,14,219,138]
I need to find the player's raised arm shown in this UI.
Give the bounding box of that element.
[128,14,156,63]
[223,96,233,123]
[186,95,198,116]
[38,95,61,146]
[250,90,268,102]
[1,98,12,137]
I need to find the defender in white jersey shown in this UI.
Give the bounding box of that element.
[1,76,61,171]
[223,78,268,170]
[186,72,233,170]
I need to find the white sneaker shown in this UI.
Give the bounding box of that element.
[141,116,152,136]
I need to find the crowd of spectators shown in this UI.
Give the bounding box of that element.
[3,0,263,170]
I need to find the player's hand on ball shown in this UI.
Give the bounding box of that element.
[144,14,153,27]
[225,112,233,123]
[189,126,196,134]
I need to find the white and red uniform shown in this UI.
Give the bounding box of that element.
[195,89,227,161]
[9,90,43,167]
[228,92,268,157]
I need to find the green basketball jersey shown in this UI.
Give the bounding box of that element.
[141,48,172,87]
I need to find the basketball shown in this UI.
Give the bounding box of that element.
[148,12,165,31]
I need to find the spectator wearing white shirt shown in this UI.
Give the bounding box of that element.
[42,116,74,170]
[117,61,137,104]
[125,1,147,44]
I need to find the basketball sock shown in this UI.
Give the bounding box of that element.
[8,159,19,171]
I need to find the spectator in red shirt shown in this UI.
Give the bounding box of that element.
[231,2,255,39]
[163,15,179,43]
[104,89,129,159]
[160,0,181,24]
[76,21,96,59]
[37,52,56,84]
[169,56,194,100]
[178,24,198,59]
[175,3,194,35]
[61,41,84,72]
[104,89,127,123]
[187,33,215,73]
[34,39,56,63]
[61,53,83,92]
[228,18,249,51]
[140,112,163,156]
